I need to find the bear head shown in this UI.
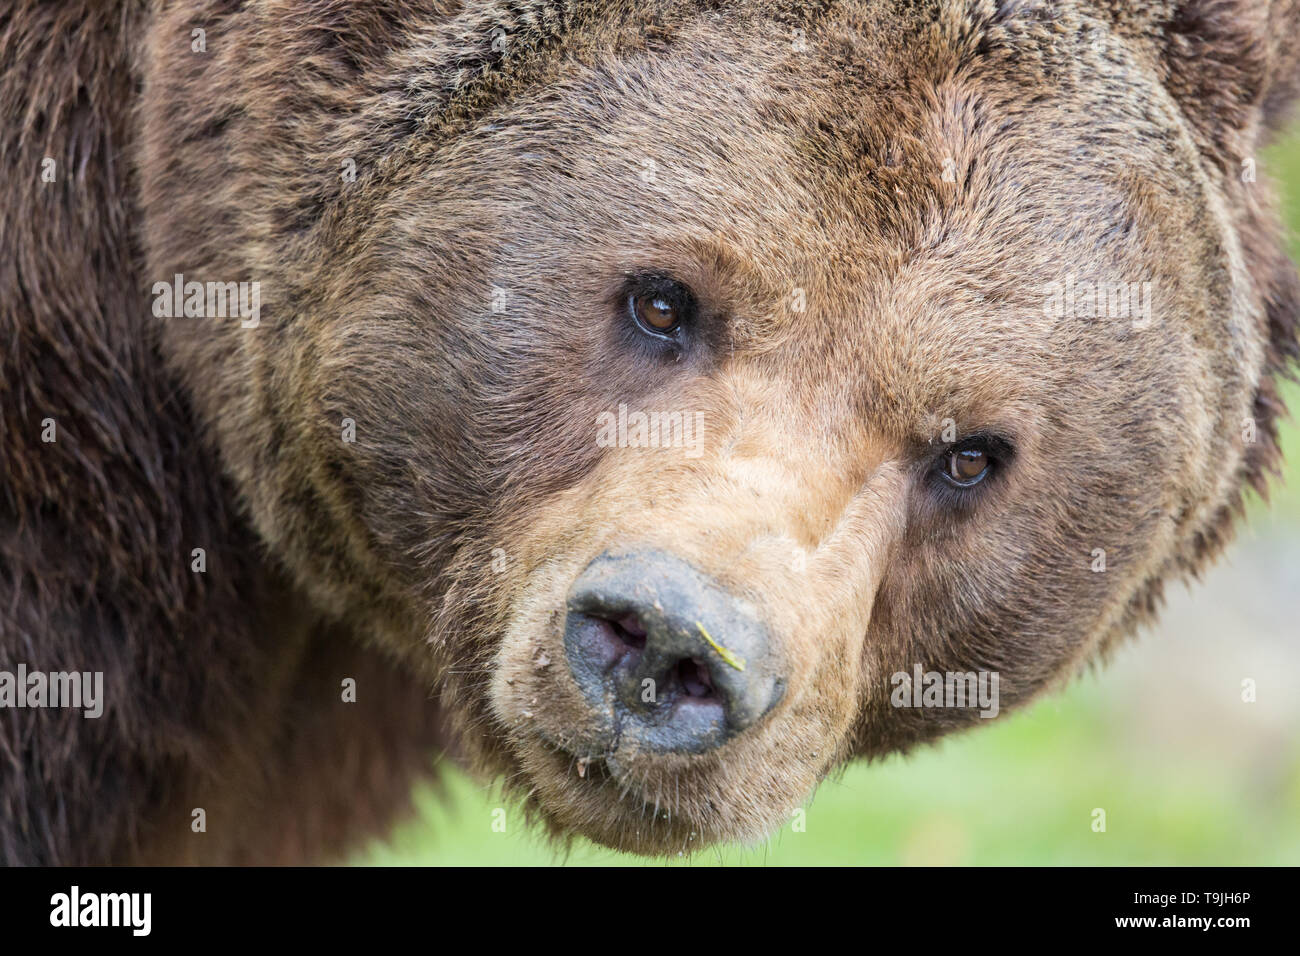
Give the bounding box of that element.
[137,0,1300,853]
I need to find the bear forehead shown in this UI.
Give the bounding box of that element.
[388,13,1194,425]
[295,0,1228,461]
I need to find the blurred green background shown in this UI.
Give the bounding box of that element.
[357,130,1300,866]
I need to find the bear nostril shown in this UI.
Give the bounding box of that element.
[571,610,649,675]
[676,657,715,698]
[608,612,647,651]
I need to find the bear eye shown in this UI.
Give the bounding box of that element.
[630,291,680,334]
[625,276,695,338]
[941,438,995,488]
[631,291,681,332]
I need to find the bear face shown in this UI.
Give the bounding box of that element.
[130,0,1300,856]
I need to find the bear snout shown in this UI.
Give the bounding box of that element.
[563,550,786,754]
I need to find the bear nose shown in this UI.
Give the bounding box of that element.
[563,550,785,754]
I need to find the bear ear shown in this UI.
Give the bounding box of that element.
[1160,0,1300,155]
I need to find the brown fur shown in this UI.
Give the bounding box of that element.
[2,0,1298,862]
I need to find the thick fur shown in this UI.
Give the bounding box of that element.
[2,0,1298,862]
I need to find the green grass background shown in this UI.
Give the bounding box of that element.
[356,130,1300,866]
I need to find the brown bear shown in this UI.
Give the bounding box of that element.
[2,0,1298,864]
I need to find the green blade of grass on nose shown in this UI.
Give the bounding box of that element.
[695,622,745,671]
